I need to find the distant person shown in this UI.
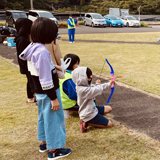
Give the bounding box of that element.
[72,67,113,133]
[59,54,80,112]
[67,14,78,43]
[15,18,36,103]
[19,17,71,159]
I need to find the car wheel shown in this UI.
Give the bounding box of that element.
[91,23,94,27]
[126,22,129,27]
[6,22,8,27]
[84,21,87,26]
[109,23,112,27]
[13,23,15,28]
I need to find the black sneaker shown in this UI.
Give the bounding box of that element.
[39,143,48,153]
[48,148,71,160]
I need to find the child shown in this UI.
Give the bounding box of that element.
[72,67,113,133]
[59,54,80,112]
[14,18,35,103]
[19,17,71,159]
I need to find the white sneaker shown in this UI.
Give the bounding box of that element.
[69,41,72,43]
[72,41,75,43]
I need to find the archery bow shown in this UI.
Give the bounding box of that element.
[105,58,115,105]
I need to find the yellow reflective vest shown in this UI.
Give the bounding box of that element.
[68,18,75,29]
[59,72,77,109]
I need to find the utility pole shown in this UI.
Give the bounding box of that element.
[137,5,141,21]
[30,0,33,10]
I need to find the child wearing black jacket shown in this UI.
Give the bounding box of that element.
[15,18,35,103]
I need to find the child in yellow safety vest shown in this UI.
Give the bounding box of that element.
[67,14,78,43]
[59,54,80,111]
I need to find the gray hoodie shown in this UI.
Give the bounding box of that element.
[72,67,110,122]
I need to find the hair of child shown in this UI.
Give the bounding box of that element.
[86,67,92,78]
[31,17,58,44]
[15,18,33,36]
[64,53,80,70]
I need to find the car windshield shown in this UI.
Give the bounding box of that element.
[92,14,103,19]
[109,15,119,20]
[127,16,136,20]
[13,12,27,18]
[38,12,54,18]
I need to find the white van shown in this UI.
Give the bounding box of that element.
[28,10,58,25]
[84,13,106,27]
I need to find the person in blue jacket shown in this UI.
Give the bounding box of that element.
[67,14,77,43]
[59,54,80,111]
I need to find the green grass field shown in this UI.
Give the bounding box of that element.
[1,32,160,159]
[59,40,160,96]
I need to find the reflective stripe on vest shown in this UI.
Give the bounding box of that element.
[59,72,77,109]
[68,19,75,29]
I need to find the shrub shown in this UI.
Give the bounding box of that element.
[78,21,84,25]
[0,22,6,26]
[141,22,148,27]
[58,21,84,28]
[58,22,68,28]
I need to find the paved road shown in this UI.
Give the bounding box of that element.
[59,25,160,34]
[4,24,160,34]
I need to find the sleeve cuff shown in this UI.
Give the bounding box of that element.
[44,88,57,100]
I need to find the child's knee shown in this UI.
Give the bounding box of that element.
[107,120,112,127]
[104,105,112,114]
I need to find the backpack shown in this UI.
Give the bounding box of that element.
[0,26,11,35]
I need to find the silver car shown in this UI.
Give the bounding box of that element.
[28,10,58,25]
[84,13,107,27]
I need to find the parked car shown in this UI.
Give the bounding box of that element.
[121,16,140,27]
[25,12,29,17]
[104,15,124,27]
[0,11,6,21]
[28,10,58,25]
[6,10,27,28]
[84,13,107,27]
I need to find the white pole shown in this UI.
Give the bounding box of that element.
[30,0,33,10]
[138,6,141,21]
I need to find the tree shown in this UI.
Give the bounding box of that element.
[80,0,85,5]
[0,0,6,9]
[13,2,23,10]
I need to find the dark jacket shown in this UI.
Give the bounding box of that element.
[19,43,59,100]
[15,35,30,74]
